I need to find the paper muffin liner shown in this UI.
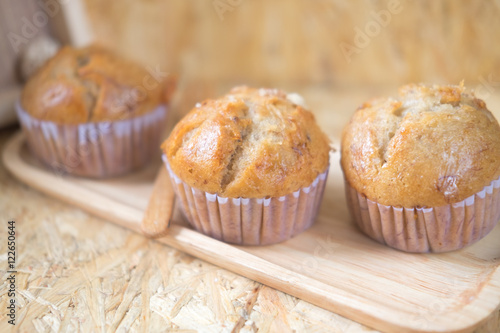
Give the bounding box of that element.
[345,176,500,253]
[163,155,329,245]
[16,103,167,178]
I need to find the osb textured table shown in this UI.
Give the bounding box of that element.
[0,127,380,332]
[1,84,500,332]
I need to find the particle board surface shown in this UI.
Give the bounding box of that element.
[4,131,500,333]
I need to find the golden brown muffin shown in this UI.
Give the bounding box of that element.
[21,45,168,124]
[341,83,500,208]
[162,86,331,198]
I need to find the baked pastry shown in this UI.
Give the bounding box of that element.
[162,86,331,245]
[17,45,175,177]
[341,83,500,252]
[21,45,165,123]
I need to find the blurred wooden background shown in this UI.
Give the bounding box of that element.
[2,1,500,94]
[2,0,500,111]
[83,0,500,89]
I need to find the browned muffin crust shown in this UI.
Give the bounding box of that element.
[21,45,171,124]
[341,83,500,208]
[163,86,331,198]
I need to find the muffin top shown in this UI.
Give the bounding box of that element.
[22,45,170,124]
[341,83,500,208]
[162,86,331,198]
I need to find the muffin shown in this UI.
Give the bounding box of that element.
[341,83,500,253]
[17,45,175,177]
[162,86,331,245]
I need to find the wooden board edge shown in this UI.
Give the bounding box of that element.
[156,225,500,333]
[2,132,143,231]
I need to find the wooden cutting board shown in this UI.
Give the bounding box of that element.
[3,131,500,333]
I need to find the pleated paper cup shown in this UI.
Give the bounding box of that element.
[164,155,329,245]
[16,102,167,178]
[345,176,500,253]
